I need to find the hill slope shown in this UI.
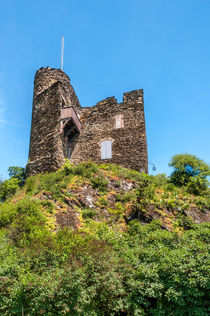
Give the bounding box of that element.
[0,162,209,315]
[11,161,210,232]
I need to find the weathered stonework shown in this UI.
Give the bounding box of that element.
[27,67,148,176]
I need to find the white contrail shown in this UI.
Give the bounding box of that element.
[0,119,27,128]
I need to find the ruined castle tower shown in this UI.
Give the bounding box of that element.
[27,67,148,176]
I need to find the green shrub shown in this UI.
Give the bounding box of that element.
[165,199,176,210]
[82,208,96,219]
[9,198,47,246]
[25,175,40,195]
[165,182,176,192]
[0,161,210,315]
[90,176,108,192]
[98,196,109,206]
[100,163,143,182]
[0,178,19,202]
[136,174,155,201]
[186,175,209,195]
[37,172,68,198]
[0,202,17,227]
[8,166,26,187]
[152,173,168,187]
[176,214,195,230]
[74,161,99,178]
[41,200,54,213]
[194,196,210,212]
[0,220,209,315]
[115,190,136,202]
[169,153,210,189]
[61,159,74,175]
[40,172,64,190]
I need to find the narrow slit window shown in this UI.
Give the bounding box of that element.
[61,97,66,108]
[101,140,112,159]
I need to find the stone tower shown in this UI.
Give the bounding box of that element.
[27,67,148,176]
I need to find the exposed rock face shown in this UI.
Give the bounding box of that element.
[27,67,148,176]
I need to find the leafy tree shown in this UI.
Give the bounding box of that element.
[187,175,209,195]
[0,178,19,202]
[169,154,210,189]
[8,166,26,187]
[0,167,25,202]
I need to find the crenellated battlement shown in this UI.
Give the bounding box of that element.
[95,97,117,107]
[123,89,143,103]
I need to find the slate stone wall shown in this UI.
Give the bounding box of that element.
[71,90,148,172]
[26,68,81,176]
[33,67,81,113]
[27,67,148,176]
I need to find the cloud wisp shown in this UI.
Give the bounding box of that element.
[0,119,27,128]
[0,90,28,128]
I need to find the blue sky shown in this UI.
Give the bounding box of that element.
[0,0,210,179]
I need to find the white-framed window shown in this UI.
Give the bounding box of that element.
[101,140,112,159]
[115,115,124,129]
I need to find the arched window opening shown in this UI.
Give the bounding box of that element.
[101,140,112,159]
[63,120,79,159]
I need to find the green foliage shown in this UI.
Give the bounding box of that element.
[0,218,209,315]
[39,172,67,198]
[0,178,19,202]
[98,196,109,206]
[82,208,96,219]
[8,166,26,186]
[71,162,109,192]
[0,161,209,315]
[41,200,54,213]
[164,182,176,192]
[116,190,136,202]
[0,202,17,227]
[176,214,195,230]
[169,153,210,189]
[136,174,155,209]
[0,166,27,202]
[152,173,168,187]
[74,161,99,178]
[25,171,70,199]
[63,161,109,192]
[99,163,144,182]
[194,196,210,212]
[7,198,47,246]
[25,175,40,195]
[90,175,108,192]
[186,175,209,195]
[61,158,74,175]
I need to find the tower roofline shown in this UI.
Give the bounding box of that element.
[35,67,70,83]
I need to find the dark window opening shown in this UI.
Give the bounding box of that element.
[63,119,80,159]
[61,98,66,108]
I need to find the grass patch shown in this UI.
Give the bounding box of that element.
[82,208,97,219]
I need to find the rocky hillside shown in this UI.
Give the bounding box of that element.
[13,161,210,232]
[0,161,209,315]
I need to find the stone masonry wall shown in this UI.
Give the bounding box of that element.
[33,67,81,113]
[26,68,81,176]
[27,67,148,176]
[71,90,148,172]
